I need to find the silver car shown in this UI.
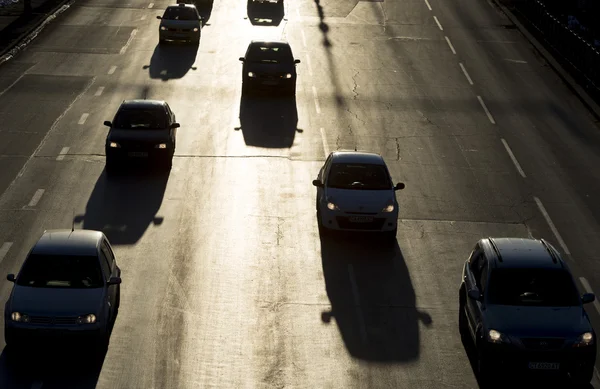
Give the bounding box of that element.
[4,229,122,351]
[157,3,202,44]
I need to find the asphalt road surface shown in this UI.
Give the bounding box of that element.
[1,0,600,387]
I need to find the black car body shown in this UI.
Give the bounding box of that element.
[459,237,596,385]
[239,40,300,95]
[247,0,284,18]
[104,100,179,173]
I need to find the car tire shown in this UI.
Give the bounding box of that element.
[476,346,492,386]
[384,228,397,241]
[571,367,594,385]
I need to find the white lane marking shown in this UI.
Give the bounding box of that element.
[533,196,571,256]
[579,278,600,315]
[444,36,456,54]
[148,2,154,8]
[312,86,321,114]
[28,189,45,207]
[433,16,443,30]
[108,66,117,75]
[120,28,138,54]
[348,264,368,344]
[78,113,89,125]
[56,147,70,161]
[501,139,526,178]
[0,242,13,265]
[319,127,329,157]
[31,381,43,389]
[0,73,25,97]
[94,86,105,96]
[424,0,432,10]
[459,62,473,85]
[306,53,313,76]
[301,29,307,47]
[504,58,527,64]
[141,15,147,20]
[477,96,495,124]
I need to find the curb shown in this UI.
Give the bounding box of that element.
[0,0,74,66]
[491,0,600,121]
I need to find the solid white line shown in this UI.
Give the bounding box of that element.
[94,86,104,96]
[28,189,45,207]
[31,381,43,389]
[459,62,473,85]
[0,242,13,265]
[433,16,443,30]
[501,139,526,178]
[477,95,495,124]
[319,127,329,158]
[108,66,117,75]
[120,29,138,55]
[78,113,89,125]
[148,2,154,8]
[312,86,321,114]
[579,278,600,315]
[444,36,456,54]
[348,264,368,344]
[301,29,307,48]
[424,0,432,11]
[56,146,69,161]
[306,53,313,76]
[533,196,571,256]
[504,58,527,64]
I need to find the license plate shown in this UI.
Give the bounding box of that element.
[528,362,560,370]
[262,81,277,85]
[128,152,148,157]
[349,216,373,223]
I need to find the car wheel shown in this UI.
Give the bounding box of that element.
[385,228,397,241]
[476,345,492,385]
[570,366,594,385]
[96,333,110,353]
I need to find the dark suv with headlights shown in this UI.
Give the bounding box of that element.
[459,237,596,385]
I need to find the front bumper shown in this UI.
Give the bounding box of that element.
[318,207,398,232]
[5,321,106,347]
[243,75,295,90]
[106,147,173,165]
[160,30,200,42]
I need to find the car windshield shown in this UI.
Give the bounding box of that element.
[327,163,392,190]
[487,268,580,307]
[162,7,199,20]
[114,108,168,130]
[17,254,104,289]
[246,45,293,64]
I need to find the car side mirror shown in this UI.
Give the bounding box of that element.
[6,274,15,283]
[582,293,595,304]
[394,182,405,191]
[171,122,180,128]
[312,179,324,188]
[156,15,162,19]
[103,121,112,127]
[294,59,301,64]
[239,57,245,62]
[108,277,122,285]
[468,289,481,301]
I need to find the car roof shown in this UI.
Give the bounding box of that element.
[31,230,103,257]
[120,100,167,109]
[249,40,290,46]
[485,237,564,269]
[330,151,386,165]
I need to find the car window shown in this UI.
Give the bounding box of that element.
[246,44,293,64]
[99,249,111,279]
[326,163,392,190]
[479,261,488,292]
[114,108,168,130]
[162,7,199,20]
[17,254,104,289]
[487,268,581,307]
[470,253,483,288]
[103,241,115,267]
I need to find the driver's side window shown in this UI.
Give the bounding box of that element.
[320,155,332,182]
[470,252,484,290]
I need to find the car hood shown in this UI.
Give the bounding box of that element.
[160,20,200,29]
[486,305,592,338]
[245,62,295,75]
[9,286,104,316]
[108,128,170,143]
[325,187,395,213]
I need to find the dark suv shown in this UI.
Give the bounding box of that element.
[459,237,596,385]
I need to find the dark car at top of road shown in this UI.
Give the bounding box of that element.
[4,229,122,352]
[104,99,180,174]
[247,0,284,16]
[239,40,300,96]
[157,3,202,44]
[459,237,596,385]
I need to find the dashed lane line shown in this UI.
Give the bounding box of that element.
[301,29,307,47]
[312,86,321,114]
[148,2,154,8]
[56,147,70,161]
[28,189,45,208]
[444,36,456,54]
[459,62,473,85]
[433,16,443,30]
[477,95,495,124]
[120,29,138,54]
[579,278,600,316]
[78,113,89,125]
[94,86,105,96]
[319,127,329,158]
[108,66,117,75]
[0,242,13,265]
[306,53,313,76]
[501,139,526,178]
[424,0,432,11]
[348,264,368,345]
[533,196,571,256]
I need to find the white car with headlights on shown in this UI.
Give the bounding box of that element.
[312,151,405,238]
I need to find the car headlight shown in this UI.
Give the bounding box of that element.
[11,312,30,322]
[77,314,97,325]
[327,202,339,211]
[160,26,167,31]
[248,72,255,78]
[382,204,395,212]
[574,332,594,347]
[155,143,167,149]
[193,27,199,32]
[488,329,510,344]
[285,73,292,79]
[109,142,120,148]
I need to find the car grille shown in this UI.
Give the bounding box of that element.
[167,28,192,32]
[336,217,386,230]
[520,338,565,350]
[29,316,78,325]
[118,141,155,151]
[257,73,288,79]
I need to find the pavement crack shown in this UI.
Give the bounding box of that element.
[394,138,401,161]
[351,70,359,100]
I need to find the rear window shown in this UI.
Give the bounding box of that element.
[246,44,293,64]
[163,7,199,20]
[487,268,580,307]
[114,108,169,130]
[17,254,104,289]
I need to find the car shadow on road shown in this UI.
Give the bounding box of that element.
[235,94,301,148]
[143,44,199,81]
[195,0,214,25]
[247,0,285,26]
[319,232,432,361]
[73,168,169,245]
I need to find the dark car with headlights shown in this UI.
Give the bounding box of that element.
[459,237,596,385]
[239,40,300,95]
[157,3,202,44]
[4,230,121,351]
[104,99,180,174]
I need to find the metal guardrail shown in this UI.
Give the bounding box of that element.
[514,0,600,100]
